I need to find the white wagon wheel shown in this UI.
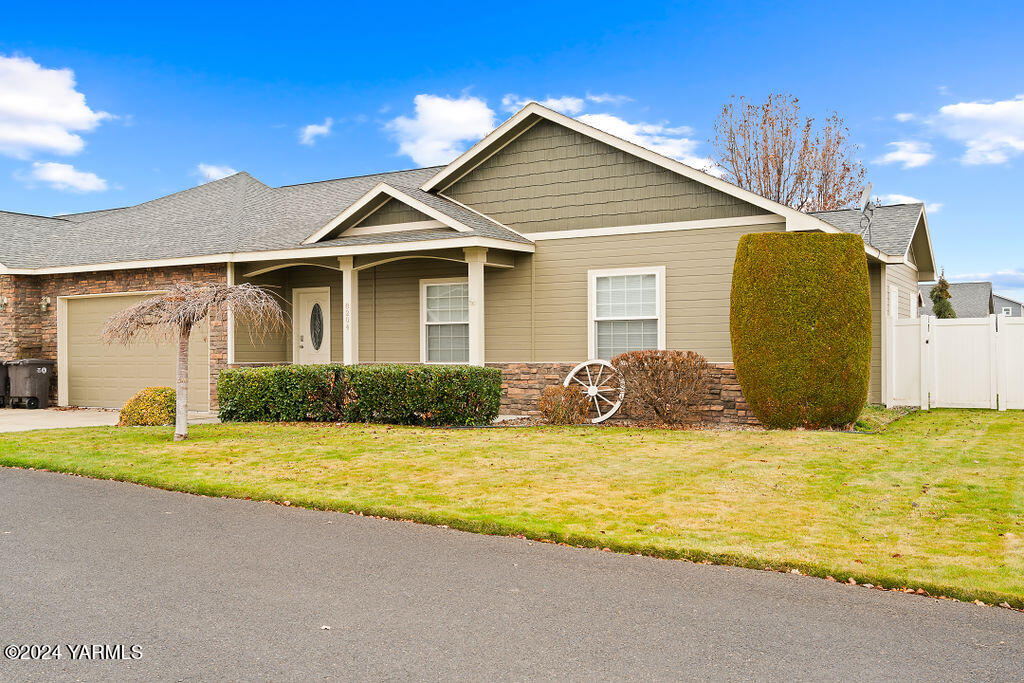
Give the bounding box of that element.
[563,359,624,424]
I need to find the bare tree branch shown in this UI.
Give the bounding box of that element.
[101,282,285,440]
[712,93,865,212]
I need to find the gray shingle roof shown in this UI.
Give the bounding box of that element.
[918,282,993,318]
[0,167,529,270]
[810,203,923,258]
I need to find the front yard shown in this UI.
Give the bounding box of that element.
[1,409,1022,606]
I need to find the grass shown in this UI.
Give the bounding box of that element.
[1,409,1022,607]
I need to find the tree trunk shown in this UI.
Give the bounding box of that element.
[174,322,192,441]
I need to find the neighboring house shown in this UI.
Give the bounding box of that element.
[0,103,936,417]
[993,293,1024,317]
[917,282,1022,318]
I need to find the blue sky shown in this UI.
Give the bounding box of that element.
[2,1,1022,299]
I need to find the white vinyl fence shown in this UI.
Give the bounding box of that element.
[887,315,1024,410]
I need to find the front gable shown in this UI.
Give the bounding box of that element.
[303,183,469,244]
[441,119,770,234]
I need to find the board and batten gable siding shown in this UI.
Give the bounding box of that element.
[357,198,432,227]
[442,119,770,234]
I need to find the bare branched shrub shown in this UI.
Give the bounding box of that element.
[538,385,591,425]
[101,282,285,440]
[612,350,712,425]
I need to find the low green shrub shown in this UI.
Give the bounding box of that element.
[537,385,591,425]
[119,386,176,426]
[217,364,346,423]
[217,364,502,426]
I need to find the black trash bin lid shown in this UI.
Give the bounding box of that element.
[7,359,55,365]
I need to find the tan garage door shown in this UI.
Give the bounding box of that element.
[66,294,210,411]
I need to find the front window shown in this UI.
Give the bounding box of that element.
[589,267,665,359]
[1003,307,1013,316]
[423,281,469,363]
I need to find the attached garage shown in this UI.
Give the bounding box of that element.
[58,293,210,411]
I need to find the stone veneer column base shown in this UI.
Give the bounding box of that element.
[486,361,760,427]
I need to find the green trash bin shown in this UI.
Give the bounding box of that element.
[7,359,55,409]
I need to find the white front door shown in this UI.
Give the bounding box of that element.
[293,287,331,365]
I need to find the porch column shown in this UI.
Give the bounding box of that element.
[464,247,487,366]
[339,256,358,365]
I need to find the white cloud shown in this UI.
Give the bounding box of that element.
[873,140,935,168]
[951,269,1024,289]
[0,54,110,158]
[195,163,237,182]
[894,112,915,122]
[586,93,632,105]
[299,117,333,146]
[387,94,496,166]
[18,161,107,192]
[576,113,717,173]
[501,94,585,114]
[877,193,942,213]
[931,94,1024,165]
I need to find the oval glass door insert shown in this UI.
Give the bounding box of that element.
[310,303,324,351]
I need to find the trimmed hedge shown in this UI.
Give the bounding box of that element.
[119,386,176,426]
[730,232,872,429]
[217,364,502,426]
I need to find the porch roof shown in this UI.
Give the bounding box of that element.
[0,166,530,273]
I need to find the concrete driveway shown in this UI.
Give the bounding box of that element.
[1,467,1021,680]
[0,408,220,432]
[0,408,119,432]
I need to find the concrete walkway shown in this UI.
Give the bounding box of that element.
[0,408,219,432]
[0,467,1020,680]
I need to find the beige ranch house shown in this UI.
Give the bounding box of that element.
[0,103,936,420]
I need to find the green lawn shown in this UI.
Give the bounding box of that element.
[2,409,1022,606]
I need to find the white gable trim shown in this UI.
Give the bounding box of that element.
[344,219,446,236]
[302,183,472,245]
[905,205,937,277]
[420,102,839,235]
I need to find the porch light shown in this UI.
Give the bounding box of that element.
[40,296,51,312]
[0,295,6,311]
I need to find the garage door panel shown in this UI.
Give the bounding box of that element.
[66,295,209,411]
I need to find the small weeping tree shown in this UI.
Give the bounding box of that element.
[102,282,285,441]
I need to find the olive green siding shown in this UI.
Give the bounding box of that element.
[887,262,920,319]
[358,198,432,227]
[443,119,769,234]
[869,263,882,404]
[234,270,288,363]
[359,259,467,362]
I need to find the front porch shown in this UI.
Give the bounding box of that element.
[229,246,518,369]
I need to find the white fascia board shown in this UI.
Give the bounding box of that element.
[3,237,535,275]
[419,102,840,236]
[907,205,938,276]
[302,183,471,245]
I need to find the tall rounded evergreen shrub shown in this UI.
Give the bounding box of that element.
[730,232,871,428]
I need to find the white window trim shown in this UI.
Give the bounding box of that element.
[587,266,666,359]
[888,285,900,319]
[1002,307,1013,316]
[420,277,470,364]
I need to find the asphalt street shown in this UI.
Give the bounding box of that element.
[1,467,1021,680]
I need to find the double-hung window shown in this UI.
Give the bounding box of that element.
[421,278,469,363]
[588,267,666,359]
